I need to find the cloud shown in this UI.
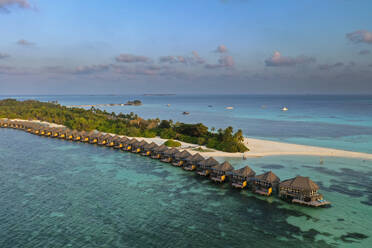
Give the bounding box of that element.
[318,62,344,71]
[159,51,205,65]
[115,54,149,63]
[17,39,35,46]
[358,49,370,55]
[0,65,31,75]
[0,0,31,13]
[214,45,228,53]
[74,64,110,74]
[265,51,316,67]
[205,55,234,69]
[0,52,10,59]
[346,30,372,44]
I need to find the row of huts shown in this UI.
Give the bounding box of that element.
[0,119,330,207]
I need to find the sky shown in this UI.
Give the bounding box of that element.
[0,0,372,95]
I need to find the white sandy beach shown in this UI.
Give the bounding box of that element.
[7,119,372,160]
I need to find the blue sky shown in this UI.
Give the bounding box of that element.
[1,0,372,94]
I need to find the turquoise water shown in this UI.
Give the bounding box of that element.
[1,95,372,247]
[0,128,371,247]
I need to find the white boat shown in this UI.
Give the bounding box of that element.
[281,107,288,111]
[225,106,234,110]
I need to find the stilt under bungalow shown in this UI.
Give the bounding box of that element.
[171,150,192,167]
[279,176,331,207]
[210,161,234,183]
[196,157,219,176]
[183,153,205,171]
[160,148,179,163]
[151,144,168,159]
[253,171,280,196]
[230,166,256,189]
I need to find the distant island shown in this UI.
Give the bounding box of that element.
[124,100,142,106]
[67,99,142,108]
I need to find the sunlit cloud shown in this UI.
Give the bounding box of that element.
[265,51,316,67]
[214,45,228,53]
[0,0,31,13]
[346,30,372,44]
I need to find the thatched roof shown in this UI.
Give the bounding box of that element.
[280,176,319,191]
[154,144,168,152]
[212,161,234,172]
[137,140,148,147]
[174,150,192,159]
[186,153,205,163]
[100,134,113,140]
[128,138,139,145]
[255,171,280,184]
[232,165,256,178]
[199,157,219,168]
[163,147,179,156]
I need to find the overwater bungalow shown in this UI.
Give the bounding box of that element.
[51,128,63,138]
[89,133,102,144]
[58,128,70,139]
[141,142,158,156]
[0,119,6,127]
[73,131,85,141]
[183,153,205,171]
[230,166,256,189]
[196,157,219,176]
[114,137,129,149]
[160,148,179,163]
[107,135,121,147]
[131,140,148,153]
[253,171,280,196]
[123,138,138,151]
[80,131,95,142]
[150,144,168,159]
[279,176,331,207]
[45,128,54,137]
[210,161,234,183]
[98,134,113,146]
[66,130,77,140]
[172,150,192,167]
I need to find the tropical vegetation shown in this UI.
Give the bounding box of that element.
[0,99,248,152]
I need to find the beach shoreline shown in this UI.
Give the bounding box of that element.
[5,118,372,160]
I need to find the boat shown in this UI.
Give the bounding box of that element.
[225,106,234,110]
[182,112,190,115]
[281,107,288,111]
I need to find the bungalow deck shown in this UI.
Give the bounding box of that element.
[292,199,331,207]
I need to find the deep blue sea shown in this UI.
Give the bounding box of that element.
[1,94,372,247]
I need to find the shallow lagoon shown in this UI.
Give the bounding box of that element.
[0,129,371,247]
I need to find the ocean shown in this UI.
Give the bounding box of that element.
[0,94,371,247]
